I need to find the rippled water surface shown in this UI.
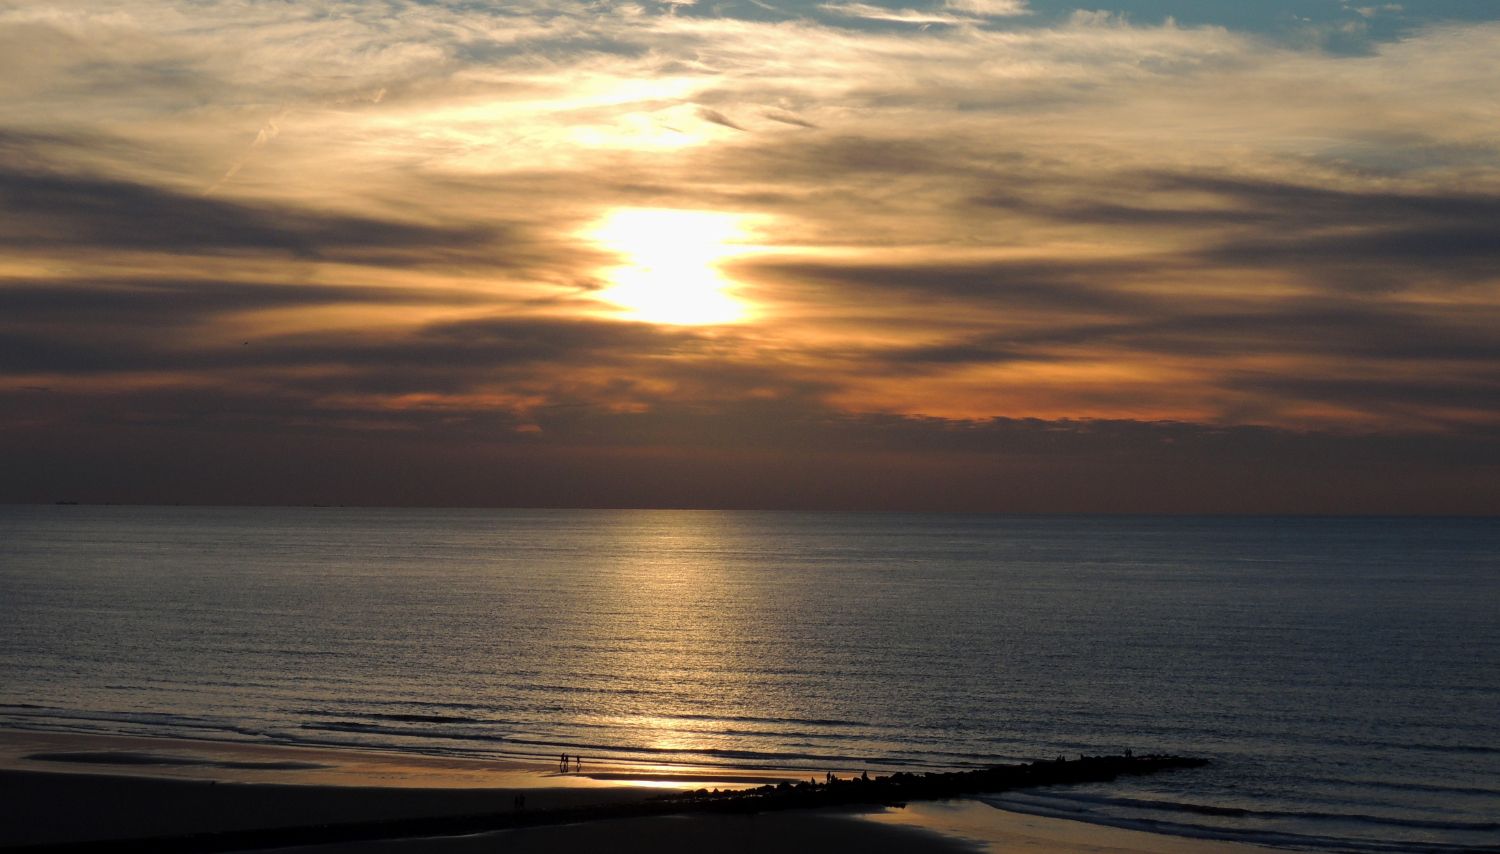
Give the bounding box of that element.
[2,507,1497,851]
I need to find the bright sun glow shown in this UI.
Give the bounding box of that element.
[586,208,757,325]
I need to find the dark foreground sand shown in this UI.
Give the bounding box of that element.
[0,731,1279,853]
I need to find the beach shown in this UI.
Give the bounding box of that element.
[0,730,1281,853]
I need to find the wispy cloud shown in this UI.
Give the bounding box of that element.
[944,0,1028,16]
[820,3,977,25]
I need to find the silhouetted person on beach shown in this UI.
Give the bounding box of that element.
[559,753,568,772]
[575,756,582,772]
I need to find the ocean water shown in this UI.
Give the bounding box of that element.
[1,506,1497,852]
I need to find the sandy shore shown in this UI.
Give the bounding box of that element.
[267,804,1289,854]
[0,730,1281,853]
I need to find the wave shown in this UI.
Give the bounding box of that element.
[485,734,933,769]
[288,706,1036,765]
[27,750,329,771]
[633,712,872,729]
[299,721,502,742]
[286,719,927,769]
[982,792,1500,853]
[0,705,271,740]
[1042,791,1500,833]
[300,713,860,743]
[298,711,491,726]
[1340,778,1500,799]
[984,792,1500,852]
[365,713,486,725]
[0,705,968,773]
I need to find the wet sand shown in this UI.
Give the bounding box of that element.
[0,730,1279,852]
[0,729,799,791]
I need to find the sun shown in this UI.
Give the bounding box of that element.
[585,208,757,325]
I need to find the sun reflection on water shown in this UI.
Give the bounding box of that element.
[579,511,770,759]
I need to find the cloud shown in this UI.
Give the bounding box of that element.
[1346,3,1403,19]
[967,171,1500,292]
[747,257,1159,311]
[0,166,501,262]
[0,303,707,376]
[0,278,471,325]
[1203,226,1500,291]
[819,3,976,26]
[943,0,1027,16]
[820,0,1027,26]
[6,382,1499,511]
[697,108,748,131]
[762,111,818,128]
[3,1,1500,507]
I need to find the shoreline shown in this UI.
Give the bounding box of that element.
[0,730,1280,853]
[0,729,805,790]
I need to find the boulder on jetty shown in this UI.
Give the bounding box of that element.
[657,753,1209,813]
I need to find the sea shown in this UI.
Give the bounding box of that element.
[1,506,1497,852]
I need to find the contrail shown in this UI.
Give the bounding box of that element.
[204,112,283,196]
[204,87,387,196]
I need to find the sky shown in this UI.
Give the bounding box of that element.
[2,0,1498,512]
